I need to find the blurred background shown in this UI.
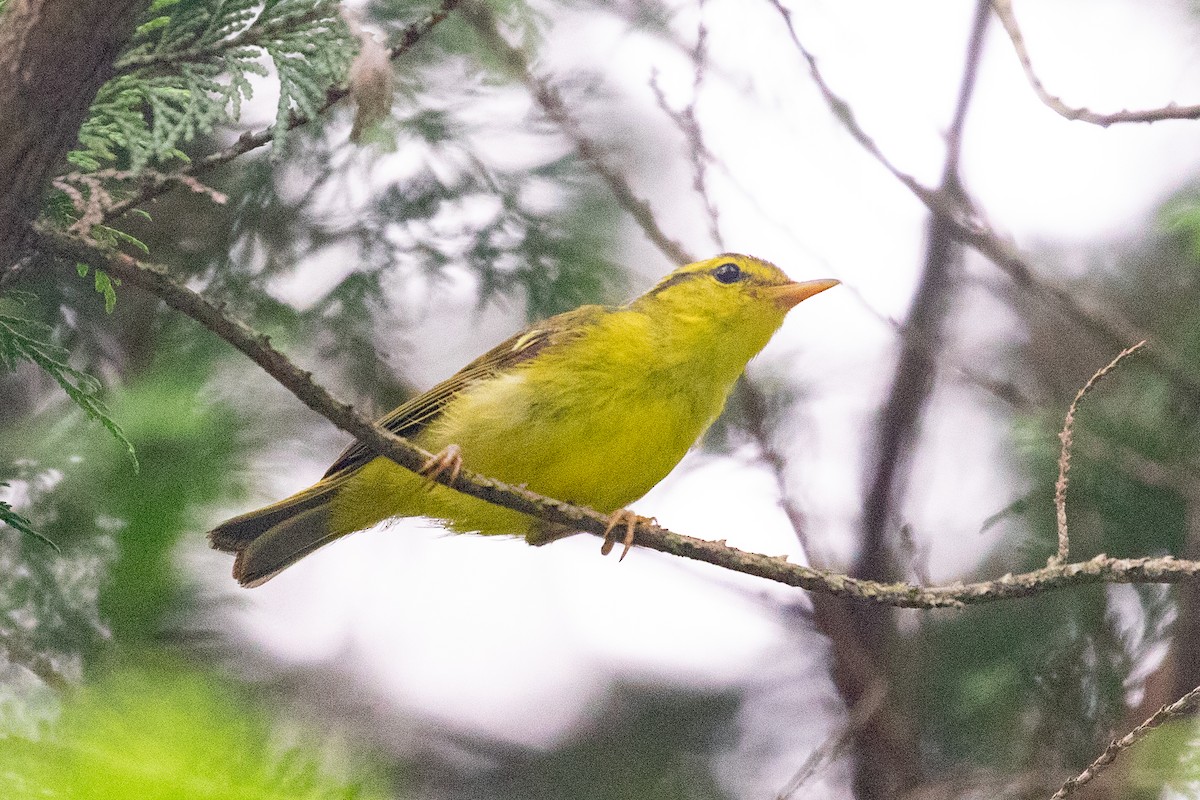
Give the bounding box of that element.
[5,0,1200,797]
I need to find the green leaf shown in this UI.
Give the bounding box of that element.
[0,663,394,799]
[75,262,123,312]
[72,0,356,173]
[0,486,59,552]
[94,270,118,314]
[0,313,138,472]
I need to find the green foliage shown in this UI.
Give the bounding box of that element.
[0,306,136,470]
[76,262,120,313]
[0,484,57,551]
[1161,198,1200,264]
[0,663,393,800]
[5,330,244,642]
[915,589,1140,771]
[73,0,356,173]
[0,518,113,693]
[1130,717,1200,797]
[0,324,248,692]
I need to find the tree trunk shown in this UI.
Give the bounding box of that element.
[0,0,147,271]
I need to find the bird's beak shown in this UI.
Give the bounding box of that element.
[768,278,840,310]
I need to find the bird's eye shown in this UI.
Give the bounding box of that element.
[713,263,743,284]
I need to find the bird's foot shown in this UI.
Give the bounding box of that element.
[419,444,463,489]
[600,510,656,562]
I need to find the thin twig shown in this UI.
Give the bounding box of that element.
[33,228,1200,610]
[647,3,722,250]
[649,69,722,251]
[55,169,226,235]
[461,0,694,266]
[991,0,1200,127]
[738,380,823,565]
[776,681,886,799]
[99,0,461,226]
[765,0,939,206]
[1051,340,1147,566]
[1051,682,1200,798]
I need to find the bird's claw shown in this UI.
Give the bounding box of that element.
[600,510,655,561]
[419,444,463,490]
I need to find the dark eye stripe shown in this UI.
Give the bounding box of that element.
[646,270,704,296]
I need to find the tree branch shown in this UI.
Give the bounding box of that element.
[1051,682,1200,799]
[1051,341,1147,566]
[32,228,1200,611]
[461,0,695,266]
[841,6,991,795]
[647,6,722,252]
[766,0,1200,402]
[991,0,1200,127]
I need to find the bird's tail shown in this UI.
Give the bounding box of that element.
[209,477,348,587]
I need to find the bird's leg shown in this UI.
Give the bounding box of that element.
[419,444,463,490]
[600,509,656,561]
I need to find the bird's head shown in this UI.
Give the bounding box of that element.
[635,253,838,337]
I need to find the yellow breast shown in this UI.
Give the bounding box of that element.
[330,305,753,538]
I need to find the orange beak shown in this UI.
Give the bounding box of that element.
[768,278,840,310]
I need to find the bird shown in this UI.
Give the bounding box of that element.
[209,254,838,586]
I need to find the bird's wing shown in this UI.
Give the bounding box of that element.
[321,304,606,478]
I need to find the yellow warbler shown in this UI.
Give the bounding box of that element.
[210,254,837,586]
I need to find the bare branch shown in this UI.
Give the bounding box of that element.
[99,0,461,226]
[1051,341,1147,566]
[648,3,722,250]
[776,681,886,800]
[649,69,722,251]
[739,380,822,565]
[461,0,695,266]
[991,0,1200,127]
[31,229,1200,611]
[766,0,1200,402]
[1051,682,1200,799]
[765,0,939,206]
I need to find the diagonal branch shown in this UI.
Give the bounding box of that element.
[460,0,695,266]
[34,227,1200,611]
[1051,682,1200,799]
[775,680,886,800]
[991,0,1200,127]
